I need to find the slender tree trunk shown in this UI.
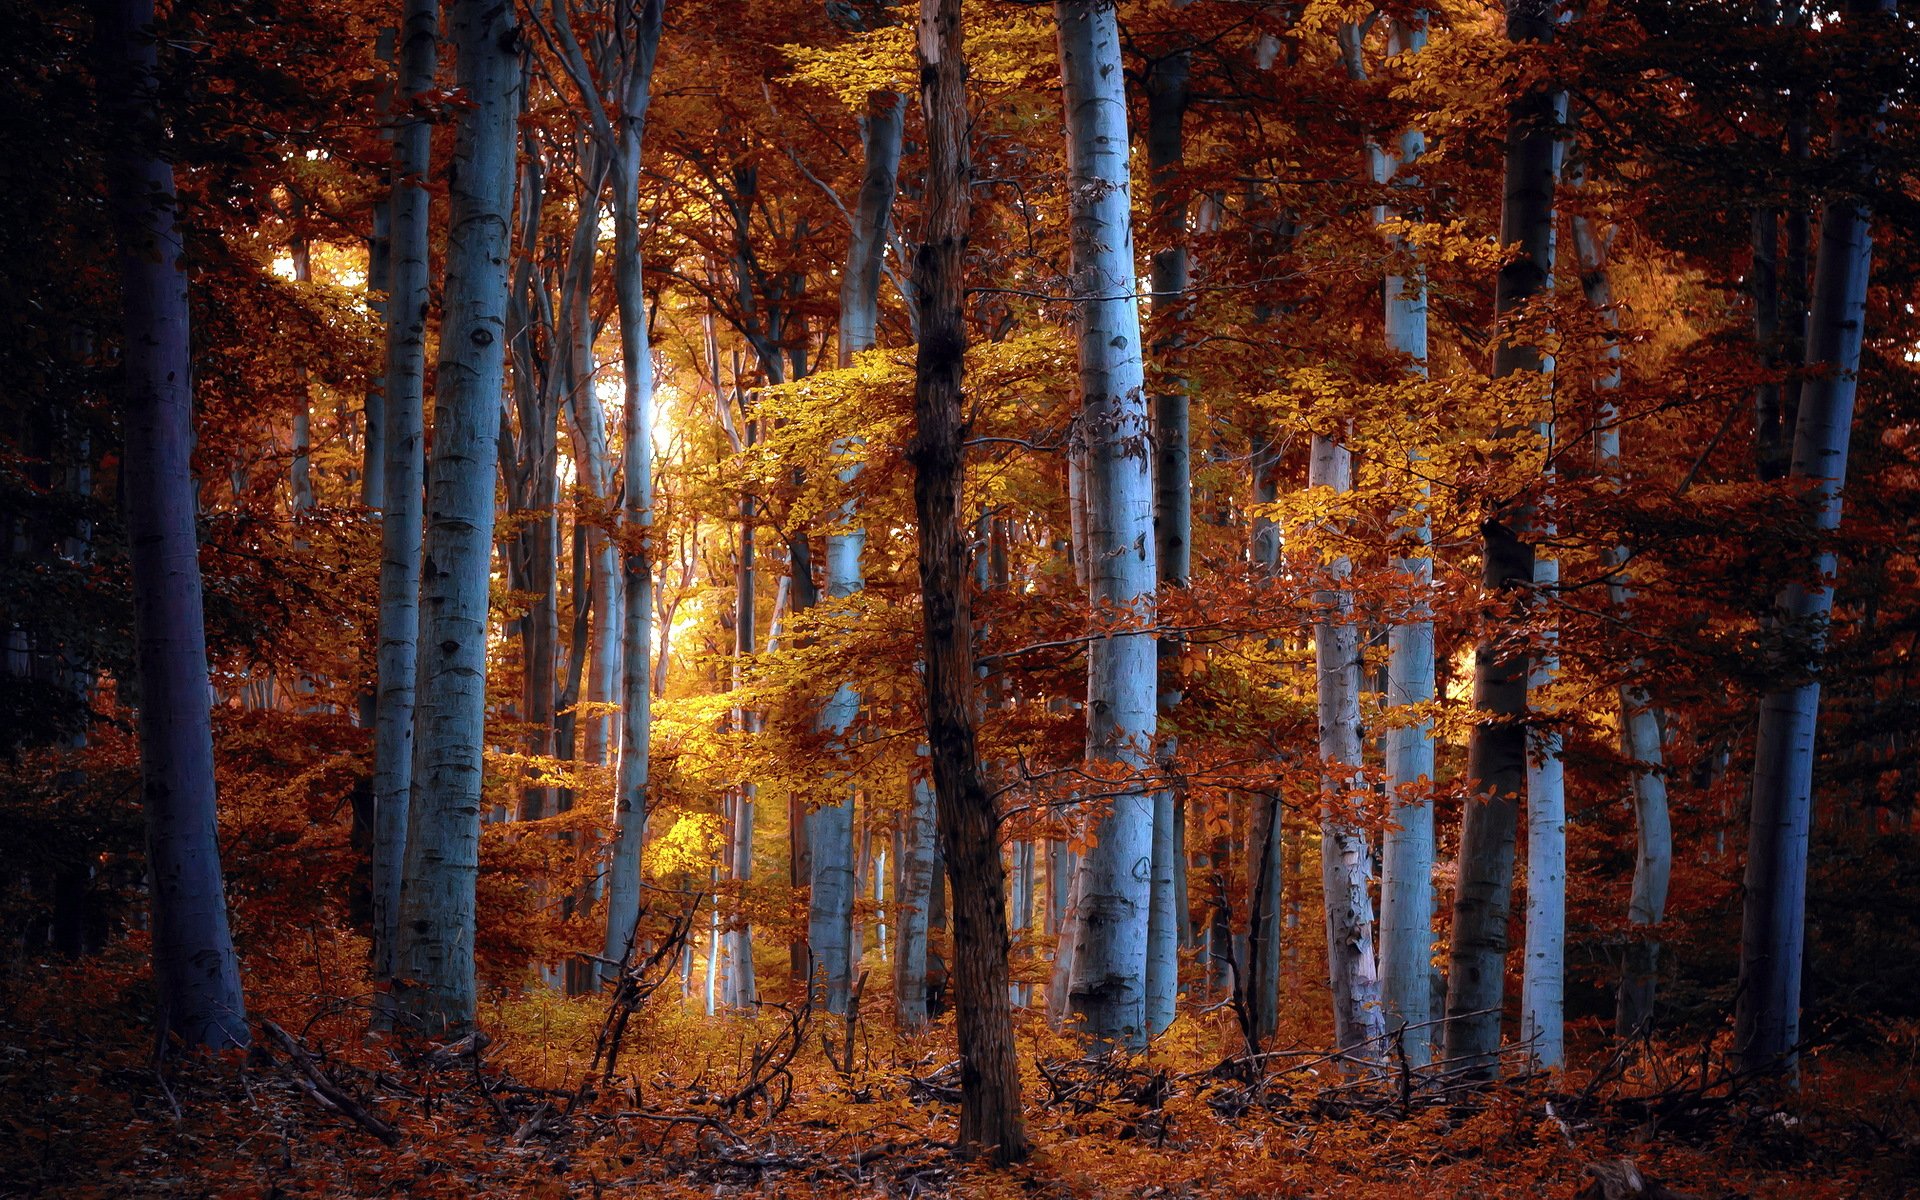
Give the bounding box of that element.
[1245,452,1284,1042]
[1374,13,1437,1067]
[1056,0,1158,1050]
[895,773,936,1028]
[1144,37,1191,1041]
[1444,0,1560,1078]
[907,0,1028,1161]
[807,85,902,1014]
[1309,431,1386,1062]
[1571,208,1673,1038]
[1736,0,1894,1075]
[371,0,437,994]
[392,0,519,1036]
[98,0,249,1051]
[580,0,666,988]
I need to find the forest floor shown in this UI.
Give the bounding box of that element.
[4,946,1918,1199]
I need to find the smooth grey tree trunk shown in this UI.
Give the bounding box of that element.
[1309,430,1385,1063]
[890,771,936,1021]
[1056,0,1158,1050]
[1736,0,1894,1076]
[1444,0,1560,1078]
[542,0,667,987]
[1144,36,1191,1041]
[1570,207,1673,1038]
[1373,14,1437,1068]
[99,0,249,1052]
[392,0,519,1036]
[809,85,901,1015]
[372,0,436,992]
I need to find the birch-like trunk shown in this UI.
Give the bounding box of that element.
[1373,15,1438,1067]
[808,85,901,1015]
[1309,431,1385,1062]
[907,0,1029,1159]
[99,0,248,1051]
[392,0,519,1036]
[1570,208,1672,1038]
[1736,0,1894,1075]
[371,0,436,991]
[1444,0,1560,1077]
[895,772,937,1029]
[1056,0,1158,1050]
[1144,37,1191,1041]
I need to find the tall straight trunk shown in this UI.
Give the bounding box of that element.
[393,0,519,1036]
[1375,14,1437,1067]
[1570,207,1673,1038]
[372,0,436,989]
[1056,0,1158,1050]
[808,84,901,1014]
[895,772,937,1028]
[98,0,248,1051]
[724,480,757,1009]
[1144,39,1190,1041]
[288,229,316,517]
[906,0,1028,1162]
[1444,0,1560,1078]
[1309,432,1385,1060]
[1736,0,1894,1075]
[1244,453,1284,1040]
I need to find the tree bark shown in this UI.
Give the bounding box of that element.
[906,0,1029,1162]
[1443,0,1560,1078]
[1736,0,1895,1076]
[1144,36,1191,1041]
[1056,0,1158,1050]
[392,0,520,1036]
[371,0,437,995]
[1373,13,1437,1068]
[98,0,249,1052]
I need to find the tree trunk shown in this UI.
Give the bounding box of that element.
[98,0,249,1052]
[1309,431,1386,1062]
[906,0,1029,1162]
[392,0,519,1037]
[1056,0,1158,1051]
[371,0,437,994]
[1571,209,1673,1038]
[1374,13,1437,1068]
[1443,0,1560,1078]
[1144,37,1191,1042]
[895,772,936,1029]
[1736,0,1894,1076]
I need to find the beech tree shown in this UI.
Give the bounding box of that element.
[97,0,248,1053]
[392,0,521,1036]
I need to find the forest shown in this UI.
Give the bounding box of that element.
[4,0,1920,1195]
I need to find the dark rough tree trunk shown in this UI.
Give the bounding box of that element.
[906,0,1029,1165]
[97,0,248,1052]
[1443,0,1561,1078]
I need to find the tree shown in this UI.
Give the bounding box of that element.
[906,0,1029,1162]
[96,0,248,1053]
[1736,0,1897,1076]
[1444,0,1562,1078]
[1057,0,1158,1050]
[371,0,436,995]
[392,0,521,1036]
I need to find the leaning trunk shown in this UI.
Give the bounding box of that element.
[1736,0,1894,1075]
[99,0,249,1052]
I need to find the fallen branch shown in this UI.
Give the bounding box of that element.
[260,1020,400,1146]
